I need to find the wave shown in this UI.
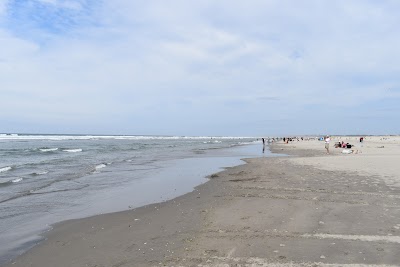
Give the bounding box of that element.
[0,177,22,187]
[63,149,82,153]
[39,148,59,152]
[203,140,223,144]
[0,133,18,136]
[0,135,256,141]
[0,166,12,173]
[95,164,107,170]
[28,182,90,195]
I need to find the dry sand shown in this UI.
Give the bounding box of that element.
[287,136,400,188]
[4,136,400,267]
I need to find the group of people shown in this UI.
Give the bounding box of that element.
[324,135,363,154]
[259,135,363,155]
[334,141,353,149]
[283,137,306,143]
[260,136,308,146]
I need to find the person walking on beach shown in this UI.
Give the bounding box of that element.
[324,135,330,154]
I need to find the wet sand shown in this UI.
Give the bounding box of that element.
[4,138,400,266]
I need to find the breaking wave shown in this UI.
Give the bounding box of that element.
[11,178,23,183]
[0,166,12,173]
[63,149,82,153]
[39,148,59,152]
[0,177,22,187]
[95,164,107,170]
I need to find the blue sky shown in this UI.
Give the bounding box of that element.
[1,0,399,136]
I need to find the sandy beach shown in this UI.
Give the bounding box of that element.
[4,136,400,266]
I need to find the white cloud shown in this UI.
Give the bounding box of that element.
[1,1,400,135]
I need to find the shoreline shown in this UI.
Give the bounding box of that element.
[4,137,400,266]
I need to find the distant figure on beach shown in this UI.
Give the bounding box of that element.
[262,138,265,153]
[325,135,330,154]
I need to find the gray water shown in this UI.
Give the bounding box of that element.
[0,134,272,264]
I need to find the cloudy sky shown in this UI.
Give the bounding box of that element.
[1,0,399,136]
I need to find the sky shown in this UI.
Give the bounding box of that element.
[0,0,400,136]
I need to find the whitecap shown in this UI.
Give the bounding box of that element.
[95,164,107,170]
[40,148,59,152]
[0,166,11,173]
[63,149,82,153]
[11,178,23,183]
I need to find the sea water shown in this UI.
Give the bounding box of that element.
[0,134,270,264]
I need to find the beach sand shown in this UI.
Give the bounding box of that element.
[4,136,400,266]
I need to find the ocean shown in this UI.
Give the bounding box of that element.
[0,134,270,264]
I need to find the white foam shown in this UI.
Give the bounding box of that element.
[11,178,23,183]
[37,171,48,175]
[95,164,107,170]
[63,149,82,153]
[0,166,11,173]
[39,148,59,152]
[203,140,224,144]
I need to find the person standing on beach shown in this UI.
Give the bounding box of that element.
[262,138,265,153]
[324,135,330,154]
